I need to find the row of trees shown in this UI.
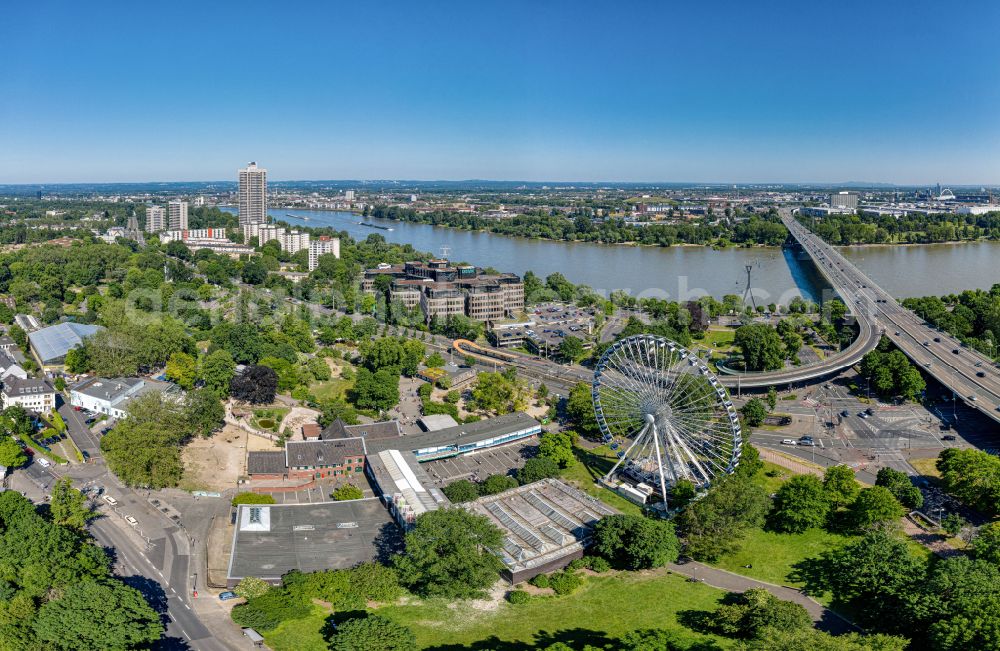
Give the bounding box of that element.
[858,338,926,401]
[802,211,1000,245]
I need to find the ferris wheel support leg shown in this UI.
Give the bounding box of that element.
[650,421,670,512]
[604,421,649,481]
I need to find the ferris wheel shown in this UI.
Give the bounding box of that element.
[592,335,743,509]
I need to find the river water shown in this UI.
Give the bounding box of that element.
[231,207,1000,302]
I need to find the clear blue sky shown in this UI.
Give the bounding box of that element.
[2,1,998,184]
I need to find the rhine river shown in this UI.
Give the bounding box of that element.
[239,208,1000,303]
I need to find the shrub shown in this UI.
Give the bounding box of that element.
[233,576,271,601]
[231,492,276,506]
[479,473,518,496]
[548,570,583,596]
[442,479,480,503]
[516,456,561,484]
[349,562,402,604]
[529,573,550,589]
[230,588,308,630]
[507,589,531,604]
[329,614,416,651]
[586,556,611,573]
[567,558,587,571]
[331,484,364,501]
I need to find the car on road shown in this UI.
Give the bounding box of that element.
[124,515,138,526]
[934,337,941,342]
[865,407,874,415]
[942,435,957,441]
[218,591,239,601]
[978,371,986,378]
[81,450,90,461]
[36,458,51,468]
[925,362,932,368]
[798,438,816,446]
[858,412,869,419]
[894,331,900,335]
[953,349,960,354]
[923,341,930,346]
[840,410,849,417]
[102,495,118,506]
[968,395,977,402]
[780,439,797,446]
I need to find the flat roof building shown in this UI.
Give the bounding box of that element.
[239,162,267,226]
[225,499,397,587]
[363,412,542,462]
[167,200,189,231]
[27,322,102,369]
[366,448,451,528]
[69,376,180,419]
[465,478,618,583]
[146,205,166,233]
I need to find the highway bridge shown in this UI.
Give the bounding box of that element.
[782,213,1000,424]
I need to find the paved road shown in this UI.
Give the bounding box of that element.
[784,213,1000,424]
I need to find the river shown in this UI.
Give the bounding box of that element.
[224,207,1000,303]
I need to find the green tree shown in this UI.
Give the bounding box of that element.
[740,398,767,427]
[516,456,561,484]
[738,628,908,651]
[331,484,364,501]
[734,323,785,371]
[442,479,480,503]
[240,258,268,285]
[49,478,95,530]
[33,579,162,651]
[849,486,905,530]
[230,364,278,404]
[425,352,445,368]
[537,431,575,468]
[100,392,194,488]
[768,474,829,533]
[591,514,680,570]
[479,474,518,496]
[558,335,586,363]
[186,388,225,437]
[875,467,924,510]
[0,436,28,468]
[766,386,778,411]
[972,522,1000,564]
[330,615,417,651]
[165,351,198,389]
[233,576,272,600]
[64,347,89,373]
[936,448,1000,516]
[470,371,525,414]
[200,349,236,395]
[394,508,504,598]
[677,473,770,561]
[815,529,926,635]
[566,381,598,437]
[822,464,860,509]
[352,368,399,412]
[710,588,812,638]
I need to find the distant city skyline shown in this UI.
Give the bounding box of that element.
[2,1,999,185]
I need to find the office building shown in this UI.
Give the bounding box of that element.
[145,205,166,233]
[344,190,355,201]
[362,259,524,323]
[830,191,859,211]
[308,236,340,270]
[238,162,267,225]
[167,200,188,230]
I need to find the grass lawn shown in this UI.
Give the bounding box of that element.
[263,605,329,651]
[310,378,353,403]
[712,527,852,598]
[562,445,645,516]
[699,327,736,350]
[380,571,730,650]
[910,456,942,481]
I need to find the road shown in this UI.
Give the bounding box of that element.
[783,213,1000,425]
[23,399,242,650]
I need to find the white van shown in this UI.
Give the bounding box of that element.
[36,458,51,469]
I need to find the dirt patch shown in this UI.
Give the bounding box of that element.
[182,424,251,491]
[280,406,322,441]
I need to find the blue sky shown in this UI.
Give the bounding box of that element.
[2,1,998,184]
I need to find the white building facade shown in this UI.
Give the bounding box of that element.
[308,236,340,271]
[238,162,267,225]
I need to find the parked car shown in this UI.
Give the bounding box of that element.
[102,495,118,506]
[218,591,239,601]
[36,458,51,468]
[124,515,138,526]
[942,435,957,441]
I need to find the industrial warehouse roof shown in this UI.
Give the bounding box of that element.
[465,478,617,576]
[226,499,398,582]
[366,449,450,521]
[27,322,102,364]
[363,412,540,455]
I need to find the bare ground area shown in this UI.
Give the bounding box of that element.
[280,406,322,441]
[181,425,253,492]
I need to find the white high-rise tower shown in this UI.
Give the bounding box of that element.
[238,162,267,225]
[167,200,189,230]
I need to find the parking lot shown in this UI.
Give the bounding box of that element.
[421,440,537,487]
